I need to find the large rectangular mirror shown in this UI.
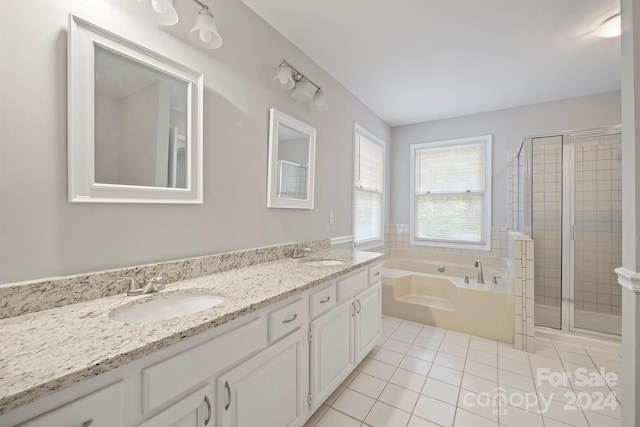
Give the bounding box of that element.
[267,109,316,209]
[68,15,203,203]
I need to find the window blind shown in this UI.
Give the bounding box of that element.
[414,142,486,243]
[354,133,384,246]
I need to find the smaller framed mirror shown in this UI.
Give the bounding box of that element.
[68,15,203,203]
[267,109,316,209]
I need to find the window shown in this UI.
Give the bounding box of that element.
[353,125,385,248]
[410,135,492,250]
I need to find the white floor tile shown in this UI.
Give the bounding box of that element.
[348,372,388,399]
[541,417,576,427]
[324,385,345,406]
[381,326,396,338]
[399,356,432,375]
[583,410,620,427]
[434,352,466,371]
[542,399,590,427]
[364,401,411,427]
[456,389,498,422]
[342,367,360,386]
[413,335,443,351]
[398,321,424,334]
[499,403,544,427]
[303,404,328,427]
[453,408,498,427]
[498,356,531,377]
[498,369,536,392]
[331,388,375,422]
[439,342,469,358]
[390,368,427,393]
[382,316,402,328]
[461,373,498,395]
[407,415,441,427]
[443,333,470,348]
[428,364,463,387]
[391,329,420,344]
[553,342,588,356]
[406,345,436,362]
[372,348,405,366]
[413,395,456,427]
[467,349,498,367]
[422,378,460,405]
[361,359,398,381]
[379,383,420,412]
[464,359,498,382]
[314,408,361,427]
[469,339,498,355]
[557,351,595,368]
[498,345,530,363]
[498,384,541,414]
[383,338,412,354]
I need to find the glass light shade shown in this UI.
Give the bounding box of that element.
[138,0,178,26]
[595,14,621,38]
[291,80,316,102]
[272,66,295,90]
[189,10,223,49]
[310,90,328,111]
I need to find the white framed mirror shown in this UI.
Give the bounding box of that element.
[267,109,316,209]
[68,15,203,203]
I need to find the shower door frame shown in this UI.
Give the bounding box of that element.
[524,125,622,337]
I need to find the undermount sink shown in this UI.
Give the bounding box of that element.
[110,292,225,323]
[303,259,345,267]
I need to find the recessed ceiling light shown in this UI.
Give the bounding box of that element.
[595,14,621,38]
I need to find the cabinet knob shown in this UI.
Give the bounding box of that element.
[356,300,361,314]
[351,302,356,317]
[82,421,94,427]
[373,271,380,276]
[204,395,212,425]
[320,296,331,304]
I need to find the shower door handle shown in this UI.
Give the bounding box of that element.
[570,225,575,241]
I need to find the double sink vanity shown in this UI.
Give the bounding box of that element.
[0,243,383,427]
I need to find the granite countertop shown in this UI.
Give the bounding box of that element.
[0,249,382,415]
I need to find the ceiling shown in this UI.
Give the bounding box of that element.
[240,0,621,127]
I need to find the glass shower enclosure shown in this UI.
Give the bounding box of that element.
[516,126,621,336]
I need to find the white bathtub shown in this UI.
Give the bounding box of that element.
[381,249,513,342]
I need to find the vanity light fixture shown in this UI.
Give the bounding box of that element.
[272,59,328,111]
[595,13,621,38]
[138,0,222,49]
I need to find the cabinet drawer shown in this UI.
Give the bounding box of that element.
[269,298,305,341]
[369,264,381,284]
[309,282,336,318]
[142,317,266,414]
[18,381,124,427]
[336,269,368,303]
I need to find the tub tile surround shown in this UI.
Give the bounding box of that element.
[510,232,535,353]
[384,225,510,258]
[0,240,382,414]
[0,239,330,320]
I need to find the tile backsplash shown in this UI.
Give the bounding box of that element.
[384,225,509,258]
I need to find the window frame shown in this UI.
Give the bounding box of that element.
[409,135,492,251]
[352,123,386,250]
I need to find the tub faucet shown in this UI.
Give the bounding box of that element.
[474,260,484,284]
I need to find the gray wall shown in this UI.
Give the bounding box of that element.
[390,91,621,227]
[0,0,390,284]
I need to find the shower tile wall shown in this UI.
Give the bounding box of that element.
[573,138,622,317]
[532,143,562,311]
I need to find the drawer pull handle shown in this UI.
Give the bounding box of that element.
[320,296,331,304]
[283,314,298,324]
[82,421,93,427]
[225,381,231,411]
[204,395,212,425]
[356,300,361,313]
[351,302,356,317]
[373,271,380,276]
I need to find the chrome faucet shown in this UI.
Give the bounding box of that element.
[123,272,166,296]
[292,247,311,259]
[474,260,484,284]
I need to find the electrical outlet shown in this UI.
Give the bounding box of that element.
[329,211,334,225]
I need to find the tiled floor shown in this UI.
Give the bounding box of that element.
[304,316,622,427]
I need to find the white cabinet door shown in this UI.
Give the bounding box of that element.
[218,331,304,427]
[139,386,213,427]
[354,283,382,364]
[309,300,354,410]
[18,381,125,427]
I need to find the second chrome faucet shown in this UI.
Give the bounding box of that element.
[474,260,484,284]
[123,272,166,296]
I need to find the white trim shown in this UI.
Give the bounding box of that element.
[409,135,492,251]
[330,235,354,246]
[352,123,386,248]
[615,267,640,293]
